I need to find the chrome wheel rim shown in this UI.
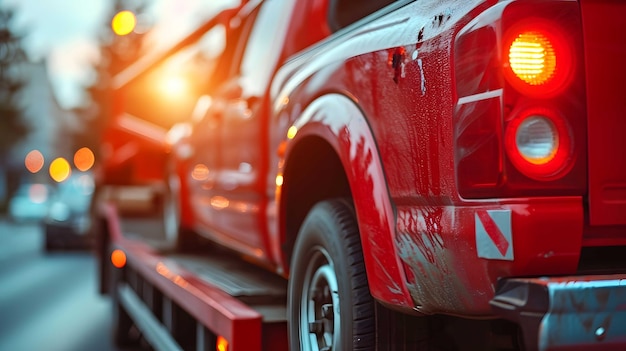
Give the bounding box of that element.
[300,247,340,351]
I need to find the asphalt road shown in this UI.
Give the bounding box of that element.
[0,218,122,351]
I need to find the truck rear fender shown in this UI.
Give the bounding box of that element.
[278,93,415,309]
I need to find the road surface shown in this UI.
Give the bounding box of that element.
[0,218,125,351]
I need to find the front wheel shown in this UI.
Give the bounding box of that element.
[288,199,376,350]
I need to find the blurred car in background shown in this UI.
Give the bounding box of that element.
[44,172,95,250]
[8,183,54,223]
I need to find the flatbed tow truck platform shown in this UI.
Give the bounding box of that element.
[94,187,626,351]
[95,190,288,351]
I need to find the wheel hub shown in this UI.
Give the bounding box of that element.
[303,251,340,351]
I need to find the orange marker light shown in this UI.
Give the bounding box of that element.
[74,147,95,172]
[111,10,136,36]
[25,149,44,173]
[111,249,127,268]
[216,336,229,351]
[49,158,71,183]
[509,31,556,86]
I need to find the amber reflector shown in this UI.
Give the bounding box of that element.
[509,31,556,86]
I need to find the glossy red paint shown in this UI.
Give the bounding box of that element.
[272,0,622,316]
[581,0,626,227]
[102,0,626,323]
[159,0,333,269]
[278,94,416,308]
[273,0,493,313]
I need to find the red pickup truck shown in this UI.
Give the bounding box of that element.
[101,0,626,349]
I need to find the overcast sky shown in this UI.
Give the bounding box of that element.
[0,0,236,109]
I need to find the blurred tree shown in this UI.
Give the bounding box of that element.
[0,9,29,209]
[0,10,29,157]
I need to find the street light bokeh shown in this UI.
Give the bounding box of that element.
[111,10,137,36]
[74,147,95,172]
[49,157,71,183]
[25,150,45,174]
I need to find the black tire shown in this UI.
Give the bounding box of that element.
[288,199,376,351]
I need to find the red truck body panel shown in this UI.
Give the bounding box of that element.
[167,0,332,266]
[581,0,626,227]
[100,0,626,332]
[270,0,624,315]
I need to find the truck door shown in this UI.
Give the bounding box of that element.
[206,0,297,259]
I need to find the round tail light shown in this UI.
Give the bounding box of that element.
[503,21,573,97]
[509,31,557,86]
[505,109,572,180]
[515,116,558,164]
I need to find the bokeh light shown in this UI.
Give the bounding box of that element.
[24,149,45,173]
[111,10,136,36]
[49,157,71,183]
[192,164,210,181]
[216,336,229,351]
[159,74,188,98]
[111,249,127,268]
[76,174,96,195]
[74,147,95,172]
[28,184,49,204]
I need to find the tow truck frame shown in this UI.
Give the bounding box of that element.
[96,189,288,351]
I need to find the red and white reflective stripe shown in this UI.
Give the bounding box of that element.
[475,210,513,260]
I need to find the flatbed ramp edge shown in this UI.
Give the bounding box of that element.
[97,201,289,351]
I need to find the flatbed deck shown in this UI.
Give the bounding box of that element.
[97,201,288,351]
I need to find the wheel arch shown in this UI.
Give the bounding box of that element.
[281,134,352,266]
[279,93,414,309]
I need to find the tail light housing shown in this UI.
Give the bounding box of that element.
[454,0,587,199]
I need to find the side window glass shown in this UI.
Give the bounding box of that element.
[237,0,295,96]
[328,0,397,31]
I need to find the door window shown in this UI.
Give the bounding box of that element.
[237,0,296,97]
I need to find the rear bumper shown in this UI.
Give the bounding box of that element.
[491,275,626,350]
[391,197,583,315]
